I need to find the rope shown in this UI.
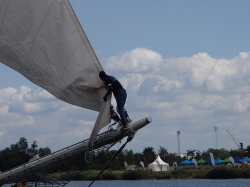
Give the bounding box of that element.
[85,143,94,164]
[88,135,133,187]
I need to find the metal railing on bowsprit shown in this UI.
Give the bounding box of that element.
[0,116,151,187]
[0,129,120,187]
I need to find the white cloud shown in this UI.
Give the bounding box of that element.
[239,52,248,59]
[105,48,163,73]
[0,87,16,103]
[10,86,31,101]
[1,49,250,154]
[103,49,250,152]
[23,88,54,102]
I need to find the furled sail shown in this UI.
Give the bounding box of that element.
[0,0,111,143]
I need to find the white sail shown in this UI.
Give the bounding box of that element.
[0,0,111,143]
[229,156,235,166]
[210,152,215,166]
[140,161,144,168]
[192,158,198,168]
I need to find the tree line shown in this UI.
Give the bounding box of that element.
[1,137,250,172]
[0,137,51,171]
[88,145,250,170]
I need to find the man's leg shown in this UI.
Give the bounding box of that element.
[115,90,127,126]
[116,106,130,122]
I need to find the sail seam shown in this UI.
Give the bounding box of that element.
[66,0,104,70]
[27,1,56,60]
[0,0,11,36]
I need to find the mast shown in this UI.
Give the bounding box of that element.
[177,131,180,156]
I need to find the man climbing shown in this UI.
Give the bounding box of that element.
[99,71,128,129]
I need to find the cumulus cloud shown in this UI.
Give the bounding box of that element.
[105,48,163,73]
[5,86,63,114]
[23,88,54,102]
[0,85,96,150]
[103,49,250,152]
[0,87,16,102]
[1,49,250,153]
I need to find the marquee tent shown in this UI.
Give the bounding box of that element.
[240,157,250,163]
[214,158,223,164]
[179,160,194,166]
[148,155,169,171]
[197,159,205,164]
[204,159,212,164]
[222,158,231,163]
[234,157,241,163]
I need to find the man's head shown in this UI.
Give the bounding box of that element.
[99,71,106,81]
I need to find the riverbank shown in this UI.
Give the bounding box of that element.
[74,168,250,180]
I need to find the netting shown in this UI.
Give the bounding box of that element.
[0,130,120,187]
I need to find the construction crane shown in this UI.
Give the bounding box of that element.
[226,130,243,149]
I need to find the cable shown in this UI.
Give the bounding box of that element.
[88,135,133,187]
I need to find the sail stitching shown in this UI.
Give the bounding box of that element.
[27,1,55,60]
[66,0,103,70]
[0,0,11,36]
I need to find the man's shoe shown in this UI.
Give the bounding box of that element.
[120,125,128,131]
[127,118,132,123]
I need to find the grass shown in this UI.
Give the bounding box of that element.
[76,168,250,180]
[206,168,250,179]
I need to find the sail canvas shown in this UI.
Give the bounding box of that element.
[0,0,111,143]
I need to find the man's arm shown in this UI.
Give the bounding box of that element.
[103,84,113,101]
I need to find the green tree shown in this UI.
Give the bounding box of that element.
[195,150,202,160]
[0,137,53,171]
[0,138,30,171]
[123,149,135,166]
[16,137,28,154]
[38,147,51,157]
[134,152,143,167]
[163,153,178,166]
[158,146,168,159]
[228,149,243,158]
[186,149,196,159]
[28,141,39,157]
[245,145,250,157]
[142,147,156,167]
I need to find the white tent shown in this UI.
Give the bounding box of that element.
[148,155,169,171]
[126,165,137,171]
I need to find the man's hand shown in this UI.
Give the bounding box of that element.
[103,96,107,102]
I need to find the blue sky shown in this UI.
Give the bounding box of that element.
[1,0,250,156]
[72,0,250,59]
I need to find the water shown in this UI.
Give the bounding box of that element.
[3,179,250,187]
[67,179,250,187]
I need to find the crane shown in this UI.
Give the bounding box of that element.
[226,130,243,149]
